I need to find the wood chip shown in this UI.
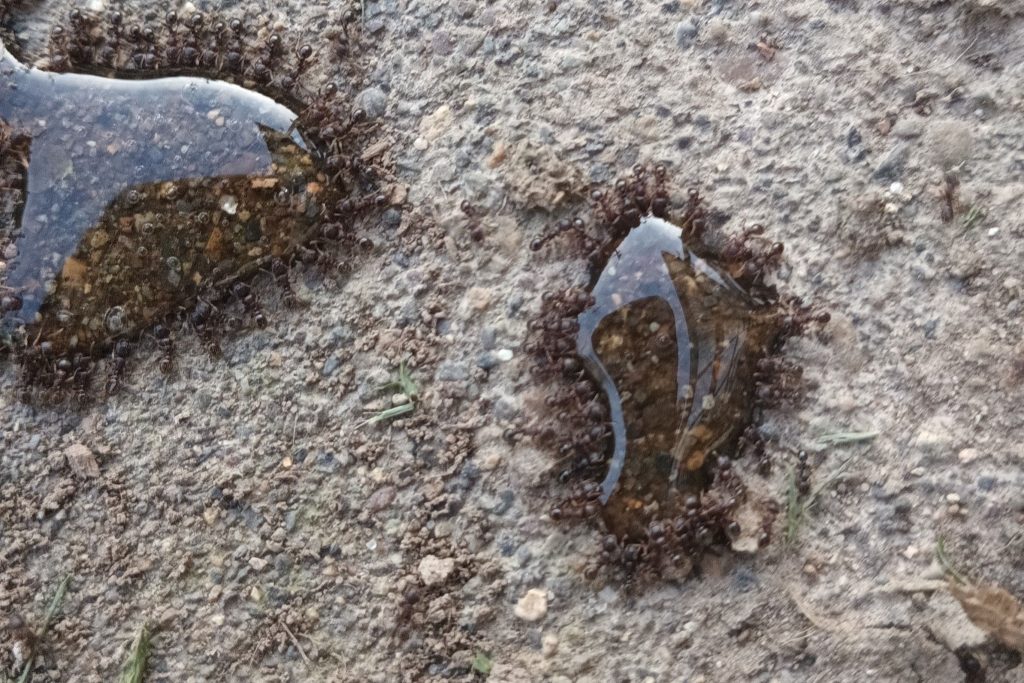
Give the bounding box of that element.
[390,183,408,205]
[949,580,1024,651]
[65,443,99,478]
[360,139,390,161]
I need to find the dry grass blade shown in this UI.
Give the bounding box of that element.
[812,430,878,449]
[935,537,967,584]
[118,624,154,683]
[783,466,802,543]
[784,457,852,543]
[949,580,1024,651]
[16,575,71,683]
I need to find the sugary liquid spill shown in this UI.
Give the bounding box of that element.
[577,216,780,540]
[0,40,322,353]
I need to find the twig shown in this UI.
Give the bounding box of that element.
[280,622,313,668]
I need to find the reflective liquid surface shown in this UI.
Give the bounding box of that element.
[0,42,322,355]
[577,216,782,540]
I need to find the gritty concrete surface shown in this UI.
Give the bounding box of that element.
[3,0,1024,681]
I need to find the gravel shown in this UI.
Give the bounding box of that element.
[3,1,1024,682]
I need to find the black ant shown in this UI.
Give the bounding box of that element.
[105,339,131,395]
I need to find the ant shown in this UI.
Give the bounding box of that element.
[104,339,131,395]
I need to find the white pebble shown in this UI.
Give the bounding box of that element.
[514,588,548,622]
[495,348,514,362]
[957,448,980,464]
[946,493,961,504]
[541,633,559,657]
[418,554,455,586]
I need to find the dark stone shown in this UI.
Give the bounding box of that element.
[477,352,499,370]
[480,327,498,350]
[322,354,342,376]
[492,488,515,515]
[872,143,908,181]
[315,450,339,473]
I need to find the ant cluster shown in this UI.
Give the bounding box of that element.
[526,165,828,576]
[0,6,386,404]
[46,7,364,151]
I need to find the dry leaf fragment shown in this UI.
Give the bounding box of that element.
[360,139,390,161]
[949,580,1024,651]
[65,443,100,478]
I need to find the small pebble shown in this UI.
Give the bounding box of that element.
[366,486,397,513]
[946,493,961,504]
[891,116,924,139]
[64,443,99,478]
[495,348,514,362]
[705,17,728,42]
[431,29,455,56]
[355,86,388,120]
[321,354,342,377]
[514,588,548,622]
[872,143,908,181]
[958,448,980,464]
[541,633,559,657]
[674,19,698,48]
[925,119,973,169]
[418,554,455,586]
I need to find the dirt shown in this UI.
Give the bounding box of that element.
[3,0,1024,681]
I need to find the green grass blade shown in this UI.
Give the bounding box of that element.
[783,466,803,543]
[363,402,415,425]
[118,624,154,683]
[17,575,71,683]
[471,652,493,675]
